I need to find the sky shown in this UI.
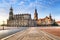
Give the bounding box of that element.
[0,0,60,25]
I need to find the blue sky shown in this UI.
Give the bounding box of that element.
[0,0,60,25]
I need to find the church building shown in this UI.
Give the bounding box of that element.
[7,7,36,27]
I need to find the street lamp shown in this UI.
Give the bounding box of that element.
[3,21,5,30]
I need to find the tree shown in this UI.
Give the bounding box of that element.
[52,19,58,26]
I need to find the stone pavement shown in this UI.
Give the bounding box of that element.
[1,27,60,40]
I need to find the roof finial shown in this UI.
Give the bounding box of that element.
[10,5,13,10]
[49,13,52,19]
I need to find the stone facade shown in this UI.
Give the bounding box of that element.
[37,16,54,26]
[7,7,36,27]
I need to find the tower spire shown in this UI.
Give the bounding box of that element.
[49,13,52,19]
[34,8,38,20]
[10,6,13,11]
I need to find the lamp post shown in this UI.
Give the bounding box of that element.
[23,17,24,27]
[3,21,5,30]
[28,19,29,27]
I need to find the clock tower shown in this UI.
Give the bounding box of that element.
[9,6,13,20]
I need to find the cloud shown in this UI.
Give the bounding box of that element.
[0,8,8,24]
[8,0,17,4]
[26,0,49,9]
[23,0,31,2]
[34,0,59,8]
[4,0,17,5]
[54,15,60,21]
[0,0,18,7]
[16,0,55,9]
[17,1,25,6]
[0,0,10,8]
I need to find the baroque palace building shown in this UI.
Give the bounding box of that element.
[7,7,56,27]
[34,9,55,26]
